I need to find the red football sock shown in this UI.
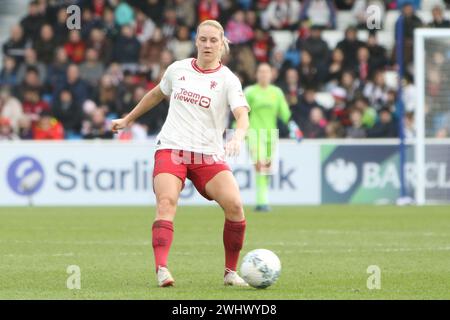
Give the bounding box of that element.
[152,220,174,272]
[223,219,246,273]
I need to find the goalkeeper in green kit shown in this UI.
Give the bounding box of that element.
[244,63,300,212]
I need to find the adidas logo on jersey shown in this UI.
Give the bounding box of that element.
[178,76,185,81]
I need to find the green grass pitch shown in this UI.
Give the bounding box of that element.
[0,205,449,299]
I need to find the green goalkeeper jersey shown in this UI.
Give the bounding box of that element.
[244,84,291,130]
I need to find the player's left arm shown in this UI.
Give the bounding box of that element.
[226,106,249,157]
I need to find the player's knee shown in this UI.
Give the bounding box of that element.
[224,198,244,219]
[157,196,177,215]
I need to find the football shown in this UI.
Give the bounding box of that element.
[240,249,281,289]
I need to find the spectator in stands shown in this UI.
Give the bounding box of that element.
[90,0,108,19]
[325,120,345,138]
[245,9,261,30]
[112,25,141,67]
[393,1,423,71]
[46,47,69,92]
[363,69,389,110]
[52,89,82,135]
[265,0,301,30]
[53,7,69,45]
[366,31,388,71]
[233,46,258,85]
[428,5,450,28]
[298,50,320,88]
[140,0,165,25]
[22,88,50,123]
[115,1,135,27]
[82,107,113,139]
[251,28,274,63]
[168,25,195,61]
[79,48,105,88]
[280,68,301,107]
[353,95,377,129]
[298,25,330,75]
[104,63,124,86]
[58,64,90,107]
[161,7,179,39]
[16,48,47,85]
[173,0,196,29]
[123,85,147,121]
[367,107,398,137]
[300,0,337,29]
[20,0,45,43]
[94,75,119,116]
[64,30,86,64]
[197,0,220,23]
[18,116,33,139]
[80,7,104,40]
[87,28,112,65]
[354,46,373,84]
[116,70,138,115]
[0,86,24,134]
[32,110,64,140]
[339,70,361,101]
[140,27,166,69]
[0,117,19,140]
[225,10,254,45]
[34,24,57,65]
[103,6,121,41]
[16,66,44,102]
[346,108,367,138]
[2,24,27,65]
[0,56,18,86]
[134,9,156,44]
[291,86,323,128]
[325,48,345,86]
[336,26,366,69]
[330,86,351,127]
[303,107,328,138]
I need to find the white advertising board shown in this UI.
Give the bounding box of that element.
[0,141,320,206]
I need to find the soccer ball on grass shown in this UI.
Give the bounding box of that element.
[240,249,281,289]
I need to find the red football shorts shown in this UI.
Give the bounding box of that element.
[152,149,231,200]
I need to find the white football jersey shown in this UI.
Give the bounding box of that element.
[156,58,249,156]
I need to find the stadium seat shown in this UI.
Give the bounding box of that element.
[336,11,355,31]
[270,30,295,52]
[321,30,344,50]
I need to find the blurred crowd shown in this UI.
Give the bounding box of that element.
[1,0,450,141]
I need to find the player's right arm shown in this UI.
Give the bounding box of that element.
[111,85,167,132]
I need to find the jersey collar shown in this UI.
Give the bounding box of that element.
[191,58,222,74]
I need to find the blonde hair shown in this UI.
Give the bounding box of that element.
[196,20,230,58]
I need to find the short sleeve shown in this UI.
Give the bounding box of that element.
[159,63,175,96]
[227,74,250,111]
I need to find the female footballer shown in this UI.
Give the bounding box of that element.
[111,20,250,287]
[244,63,291,212]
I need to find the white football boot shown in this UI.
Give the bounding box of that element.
[157,266,175,287]
[224,268,249,287]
